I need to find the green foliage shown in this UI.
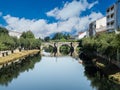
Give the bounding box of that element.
[52,32,70,41]
[21,31,35,39]
[0,33,17,50]
[43,45,54,53]
[81,33,120,61]
[0,27,8,35]
[44,36,50,42]
[60,45,70,55]
[0,27,41,51]
[20,31,41,50]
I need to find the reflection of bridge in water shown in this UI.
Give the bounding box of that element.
[41,42,79,57]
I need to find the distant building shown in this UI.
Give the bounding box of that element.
[78,32,87,39]
[88,17,107,36]
[70,35,78,40]
[106,0,120,33]
[9,30,22,38]
[96,17,107,34]
[88,21,96,36]
[116,0,120,32]
[106,3,116,32]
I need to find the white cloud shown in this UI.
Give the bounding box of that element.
[3,0,103,38]
[0,12,2,16]
[88,1,98,9]
[46,0,99,20]
[3,15,49,38]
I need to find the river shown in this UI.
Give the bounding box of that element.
[0,54,120,90]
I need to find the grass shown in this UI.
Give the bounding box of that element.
[0,50,40,65]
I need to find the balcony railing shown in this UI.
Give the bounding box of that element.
[107,26,115,29]
[107,18,115,22]
[106,10,115,15]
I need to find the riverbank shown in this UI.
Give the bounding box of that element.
[92,56,120,84]
[0,50,40,65]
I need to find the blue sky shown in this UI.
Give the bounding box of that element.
[0,0,116,38]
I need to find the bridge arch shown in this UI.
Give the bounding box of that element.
[41,42,79,56]
[59,44,71,55]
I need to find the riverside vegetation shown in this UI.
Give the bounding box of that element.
[0,50,40,65]
[0,27,41,66]
[80,32,120,84]
[0,27,41,51]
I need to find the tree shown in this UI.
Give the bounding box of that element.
[81,33,120,61]
[52,32,70,40]
[0,27,41,51]
[44,36,50,42]
[20,31,41,50]
[21,31,35,39]
[20,37,30,50]
[0,27,9,35]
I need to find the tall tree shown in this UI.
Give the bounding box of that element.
[44,36,50,42]
[21,31,35,39]
[0,27,9,35]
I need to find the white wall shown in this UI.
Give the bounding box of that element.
[78,32,86,39]
[96,17,107,32]
[9,31,22,38]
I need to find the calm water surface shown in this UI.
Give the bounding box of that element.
[0,55,119,90]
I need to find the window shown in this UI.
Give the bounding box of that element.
[111,13,114,18]
[107,8,110,12]
[107,15,110,19]
[111,5,114,11]
[111,21,114,25]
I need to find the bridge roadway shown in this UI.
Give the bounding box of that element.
[41,41,79,56]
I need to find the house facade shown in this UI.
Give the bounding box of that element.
[106,0,120,32]
[9,30,22,38]
[106,4,116,32]
[96,17,107,33]
[88,17,107,36]
[116,0,120,32]
[78,32,87,39]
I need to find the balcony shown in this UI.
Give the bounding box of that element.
[106,9,115,15]
[107,25,115,30]
[107,17,115,22]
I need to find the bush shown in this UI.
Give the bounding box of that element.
[81,33,120,61]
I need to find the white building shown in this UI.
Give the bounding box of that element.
[106,0,120,33]
[96,17,107,33]
[77,31,87,39]
[116,0,120,32]
[88,17,107,36]
[88,21,96,36]
[9,30,22,38]
[107,3,116,32]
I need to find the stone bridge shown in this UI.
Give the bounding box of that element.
[41,42,79,56]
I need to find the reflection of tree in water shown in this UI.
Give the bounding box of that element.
[60,44,70,55]
[0,54,41,86]
[83,61,120,90]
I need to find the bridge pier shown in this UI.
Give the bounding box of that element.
[41,42,79,56]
